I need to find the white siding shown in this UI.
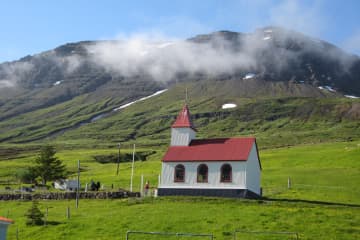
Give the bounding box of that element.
[170,128,196,146]
[245,143,261,195]
[160,161,246,189]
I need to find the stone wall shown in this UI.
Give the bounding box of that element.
[0,191,140,201]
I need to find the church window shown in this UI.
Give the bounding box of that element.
[220,164,232,182]
[174,164,185,182]
[197,164,208,183]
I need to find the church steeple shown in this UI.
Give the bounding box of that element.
[171,104,196,131]
[170,104,196,146]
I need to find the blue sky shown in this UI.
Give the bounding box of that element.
[1,0,360,62]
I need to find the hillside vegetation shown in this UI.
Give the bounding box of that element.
[0,81,359,149]
[1,141,359,239]
[1,87,359,239]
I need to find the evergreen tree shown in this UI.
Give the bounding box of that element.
[34,145,67,185]
[25,201,44,226]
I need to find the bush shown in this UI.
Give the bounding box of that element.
[15,168,37,184]
[93,151,156,164]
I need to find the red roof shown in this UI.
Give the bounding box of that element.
[163,138,256,162]
[171,105,196,131]
[0,216,13,224]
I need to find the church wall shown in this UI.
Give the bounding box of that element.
[160,161,246,189]
[245,143,261,195]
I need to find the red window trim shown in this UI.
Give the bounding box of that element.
[220,164,232,183]
[197,164,208,183]
[174,164,185,183]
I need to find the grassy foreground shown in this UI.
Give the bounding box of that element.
[0,141,360,239]
[1,197,360,240]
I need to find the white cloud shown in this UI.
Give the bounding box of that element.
[53,54,83,74]
[0,62,34,88]
[0,80,16,88]
[86,33,262,82]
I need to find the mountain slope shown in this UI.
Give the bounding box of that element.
[189,27,360,95]
[0,27,359,146]
[0,80,359,148]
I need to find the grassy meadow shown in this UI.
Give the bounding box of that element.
[1,84,359,239]
[1,140,359,239]
[2,197,360,240]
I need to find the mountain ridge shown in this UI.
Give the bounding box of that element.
[0,26,359,145]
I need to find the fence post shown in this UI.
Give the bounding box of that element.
[66,206,70,219]
[140,175,144,197]
[288,177,291,189]
[76,160,80,209]
[44,207,48,226]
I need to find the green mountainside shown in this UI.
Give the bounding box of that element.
[0,80,359,149]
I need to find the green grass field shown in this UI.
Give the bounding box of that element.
[1,141,359,239]
[2,197,360,240]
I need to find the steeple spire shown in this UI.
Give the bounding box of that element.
[171,104,196,131]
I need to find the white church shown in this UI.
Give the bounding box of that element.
[157,104,262,198]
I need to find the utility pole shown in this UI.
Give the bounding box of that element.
[76,160,80,208]
[116,143,121,175]
[130,144,135,192]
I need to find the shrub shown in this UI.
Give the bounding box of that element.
[93,151,156,164]
[15,168,37,184]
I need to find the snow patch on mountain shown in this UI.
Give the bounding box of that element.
[53,80,63,86]
[318,86,336,92]
[113,89,168,111]
[345,95,359,99]
[263,36,272,41]
[243,73,256,80]
[222,103,237,109]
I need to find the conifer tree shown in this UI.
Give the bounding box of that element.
[25,201,44,226]
[34,145,67,185]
